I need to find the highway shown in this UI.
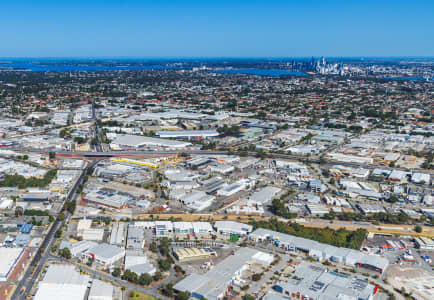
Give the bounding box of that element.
[12,159,99,300]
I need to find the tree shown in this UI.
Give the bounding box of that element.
[415,225,422,233]
[153,271,163,281]
[112,267,121,277]
[15,206,24,217]
[59,247,71,259]
[161,283,174,297]
[138,273,153,286]
[244,294,255,300]
[252,273,263,281]
[55,229,62,238]
[149,242,158,253]
[158,259,171,271]
[57,212,65,221]
[175,291,191,300]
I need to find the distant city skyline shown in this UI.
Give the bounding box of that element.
[1,0,433,58]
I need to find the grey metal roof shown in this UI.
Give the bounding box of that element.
[88,279,113,300]
[43,264,90,285]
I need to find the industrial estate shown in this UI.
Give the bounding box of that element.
[0,57,432,300]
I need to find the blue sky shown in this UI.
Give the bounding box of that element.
[1,0,433,58]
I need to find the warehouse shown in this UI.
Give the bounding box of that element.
[249,228,389,274]
[173,247,215,262]
[208,163,235,175]
[178,190,216,211]
[173,248,273,300]
[126,225,145,250]
[34,264,90,300]
[88,279,114,300]
[306,204,329,216]
[201,176,226,194]
[110,134,191,150]
[84,190,129,210]
[22,192,51,202]
[192,222,214,236]
[84,243,125,267]
[217,180,248,197]
[109,222,126,246]
[77,218,92,233]
[19,223,33,234]
[124,250,156,275]
[273,262,377,300]
[157,130,219,139]
[249,186,281,204]
[173,222,194,235]
[414,237,434,250]
[214,221,253,236]
[60,240,98,257]
[0,247,24,281]
[154,221,173,237]
[80,228,104,242]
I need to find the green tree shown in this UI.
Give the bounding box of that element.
[138,273,153,286]
[59,247,71,259]
[112,267,121,277]
[415,225,422,233]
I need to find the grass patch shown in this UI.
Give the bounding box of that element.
[129,291,158,300]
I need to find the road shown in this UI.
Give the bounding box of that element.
[12,159,99,300]
[91,100,103,152]
[6,147,434,175]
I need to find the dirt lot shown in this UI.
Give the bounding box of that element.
[386,265,434,300]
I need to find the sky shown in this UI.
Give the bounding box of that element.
[1,0,433,58]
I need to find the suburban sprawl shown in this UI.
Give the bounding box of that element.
[0,57,433,300]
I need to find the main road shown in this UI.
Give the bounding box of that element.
[12,159,100,300]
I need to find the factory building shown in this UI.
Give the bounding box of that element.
[174,248,273,300]
[84,243,125,267]
[0,247,25,281]
[249,228,389,274]
[109,222,126,246]
[214,221,253,236]
[272,262,378,300]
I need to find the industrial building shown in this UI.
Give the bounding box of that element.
[88,279,114,300]
[84,243,125,267]
[178,190,216,211]
[84,190,130,210]
[80,228,104,242]
[0,247,25,281]
[249,228,389,274]
[173,247,216,262]
[124,250,156,276]
[272,262,378,300]
[154,221,173,237]
[173,247,274,300]
[156,130,219,139]
[414,237,434,250]
[126,225,145,250]
[109,222,126,246]
[110,134,191,150]
[249,186,281,204]
[217,179,251,197]
[214,221,253,236]
[33,264,91,300]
